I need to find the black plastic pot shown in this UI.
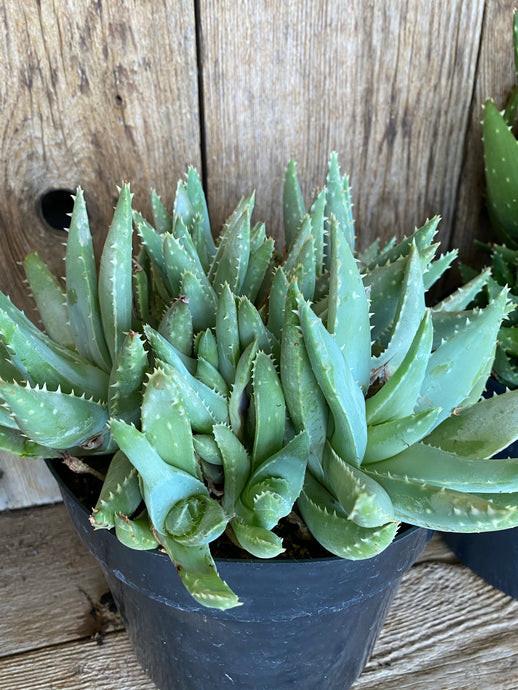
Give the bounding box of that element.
[442,377,518,600]
[48,461,432,690]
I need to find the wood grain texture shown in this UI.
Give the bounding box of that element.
[0,452,61,510]
[0,632,156,690]
[356,561,518,689]
[451,0,517,267]
[0,0,201,311]
[0,503,120,658]
[199,0,484,253]
[1,511,517,690]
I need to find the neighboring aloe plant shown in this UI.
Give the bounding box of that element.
[458,10,518,386]
[2,154,518,610]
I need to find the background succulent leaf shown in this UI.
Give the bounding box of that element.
[283,159,306,252]
[365,310,433,425]
[66,188,112,371]
[98,183,134,361]
[483,99,518,247]
[23,252,75,348]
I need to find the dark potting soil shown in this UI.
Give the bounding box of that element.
[52,456,409,561]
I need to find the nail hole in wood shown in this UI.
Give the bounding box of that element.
[38,189,75,231]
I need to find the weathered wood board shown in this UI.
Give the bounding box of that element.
[0,452,61,510]
[0,0,201,311]
[199,0,486,251]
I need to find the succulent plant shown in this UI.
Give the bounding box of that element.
[458,10,518,387]
[2,154,518,610]
[482,11,518,249]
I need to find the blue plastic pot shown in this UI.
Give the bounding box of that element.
[48,460,432,690]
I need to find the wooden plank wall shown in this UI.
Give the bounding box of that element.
[0,0,516,508]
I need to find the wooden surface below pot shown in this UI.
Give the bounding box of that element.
[1,503,518,689]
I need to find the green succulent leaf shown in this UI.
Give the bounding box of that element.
[367,469,518,532]
[298,296,367,467]
[238,296,277,355]
[0,381,108,449]
[267,266,290,340]
[239,430,309,529]
[90,450,142,529]
[322,442,394,527]
[327,216,370,391]
[422,250,457,290]
[173,179,195,229]
[195,357,229,397]
[423,388,518,459]
[108,331,148,425]
[371,243,426,374]
[158,297,193,356]
[211,206,251,296]
[0,294,109,400]
[366,442,518,494]
[186,167,216,260]
[325,152,355,251]
[251,351,286,469]
[23,253,75,349]
[229,519,284,558]
[416,288,510,423]
[213,423,251,514]
[367,216,440,270]
[98,183,134,361]
[0,425,59,458]
[159,535,241,610]
[297,471,398,559]
[114,512,160,551]
[66,188,112,371]
[150,190,173,234]
[216,283,240,386]
[309,188,327,277]
[141,368,201,479]
[366,311,433,425]
[280,281,327,478]
[240,236,275,303]
[228,339,258,441]
[109,419,227,542]
[283,159,306,252]
[483,99,518,247]
[363,408,442,464]
[432,268,491,313]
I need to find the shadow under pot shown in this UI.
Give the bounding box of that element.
[47,459,432,690]
[442,377,518,600]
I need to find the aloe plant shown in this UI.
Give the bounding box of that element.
[2,155,518,610]
[457,10,518,386]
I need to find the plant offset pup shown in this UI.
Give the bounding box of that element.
[2,155,518,609]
